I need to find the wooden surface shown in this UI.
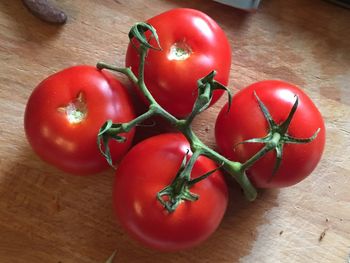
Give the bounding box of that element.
[0,0,349,262]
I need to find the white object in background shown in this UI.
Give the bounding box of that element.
[214,0,261,10]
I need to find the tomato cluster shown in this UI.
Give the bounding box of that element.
[24,8,325,252]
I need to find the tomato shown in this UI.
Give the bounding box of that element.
[24,65,135,175]
[113,133,228,251]
[215,80,326,188]
[125,8,232,117]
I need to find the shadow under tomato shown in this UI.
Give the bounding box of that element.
[106,179,279,263]
[3,142,279,263]
[192,177,280,262]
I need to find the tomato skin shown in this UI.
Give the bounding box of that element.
[215,80,326,188]
[24,65,135,175]
[114,133,228,251]
[126,8,232,117]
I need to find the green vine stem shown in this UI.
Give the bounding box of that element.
[96,22,320,212]
[96,24,257,207]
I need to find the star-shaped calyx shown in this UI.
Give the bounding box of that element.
[239,91,320,182]
[157,150,223,213]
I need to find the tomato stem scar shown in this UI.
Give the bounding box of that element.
[57,92,87,124]
[168,42,192,61]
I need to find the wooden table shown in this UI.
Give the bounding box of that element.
[0,0,349,262]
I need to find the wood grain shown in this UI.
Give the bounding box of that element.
[0,0,349,262]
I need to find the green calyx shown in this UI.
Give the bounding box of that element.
[157,151,223,213]
[239,92,320,182]
[181,71,232,127]
[128,22,161,51]
[97,120,127,168]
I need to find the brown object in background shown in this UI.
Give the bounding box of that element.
[22,0,67,24]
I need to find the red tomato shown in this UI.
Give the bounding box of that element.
[113,133,228,251]
[24,65,135,175]
[125,8,232,117]
[215,80,326,188]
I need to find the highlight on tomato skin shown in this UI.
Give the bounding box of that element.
[125,8,232,118]
[113,133,229,252]
[24,65,136,175]
[215,80,326,188]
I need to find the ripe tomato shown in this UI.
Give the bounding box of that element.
[24,65,135,175]
[125,8,232,117]
[215,80,326,188]
[113,133,228,251]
